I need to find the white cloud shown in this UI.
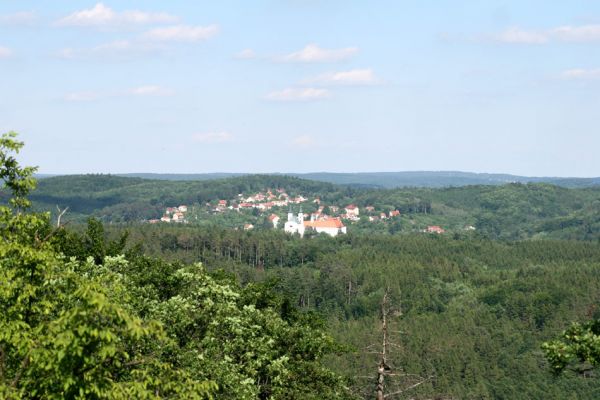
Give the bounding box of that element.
[191,132,234,143]
[56,3,178,28]
[0,11,37,26]
[127,85,174,96]
[235,48,256,59]
[303,68,380,85]
[291,135,317,148]
[143,25,219,42]
[266,88,331,102]
[493,24,600,44]
[0,47,13,58]
[561,68,600,80]
[280,44,358,63]
[552,25,600,42]
[495,27,548,44]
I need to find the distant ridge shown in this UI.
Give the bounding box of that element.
[35,171,600,189]
[118,171,600,188]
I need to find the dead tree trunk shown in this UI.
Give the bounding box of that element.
[371,288,431,400]
[376,289,390,400]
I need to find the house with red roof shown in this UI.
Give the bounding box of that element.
[304,218,347,237]
[268,214,280,228]
[426,225,445,234]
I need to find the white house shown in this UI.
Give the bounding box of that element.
[345,204,359,217]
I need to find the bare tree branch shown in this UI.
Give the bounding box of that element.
[56,205,69,228]
[383,375,434,398]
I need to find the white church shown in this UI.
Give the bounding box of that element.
[284,209,306,237]
[284,209,347,237]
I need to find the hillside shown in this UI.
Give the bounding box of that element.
[22,174,600,240]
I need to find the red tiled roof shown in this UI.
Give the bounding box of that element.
[304,218,345,229]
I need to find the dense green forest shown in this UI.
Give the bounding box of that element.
[95,224,600,399]
[3,133,600,399]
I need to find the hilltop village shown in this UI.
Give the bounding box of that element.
[149,188,452,237]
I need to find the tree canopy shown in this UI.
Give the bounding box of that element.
[0,132,352,399]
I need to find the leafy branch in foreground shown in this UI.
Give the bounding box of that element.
[542,319,600,376]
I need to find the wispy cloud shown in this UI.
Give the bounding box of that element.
[0,46,13,58]
[191,132,234,143]
[143,25,219,42]
[55,3,178,29]
[493,24,600,44]
[303,68,380,85]
[561,68,600,80]
[0,11,37,26]
[494,27,548,44]
[235,48,256,59]
[64,85,174,101]
[127,85,175,96]
[266,88,331,102]
[279,44,358,63]
[553,25,600,42]
[291,135,318,148]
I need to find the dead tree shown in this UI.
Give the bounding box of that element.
[370,287,432,399]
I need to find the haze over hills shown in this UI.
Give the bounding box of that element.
[36,171,600,189]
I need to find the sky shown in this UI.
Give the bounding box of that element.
[1,1,600,177]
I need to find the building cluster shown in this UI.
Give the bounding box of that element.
[147,187,454,235]
[155,205,188,223]
[210,189,307,213]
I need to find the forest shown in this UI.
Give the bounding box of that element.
[1,132,599,399]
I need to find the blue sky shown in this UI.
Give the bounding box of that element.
[1,1,600,176]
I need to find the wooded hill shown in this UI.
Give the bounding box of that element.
[2,168,598,397]
[21,174,600,241]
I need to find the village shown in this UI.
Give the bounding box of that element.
[148,188,457,237]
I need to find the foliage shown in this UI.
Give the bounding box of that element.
[112,223,600,399]
[0,133,351,399]
[542,319,600,375]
